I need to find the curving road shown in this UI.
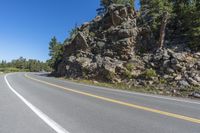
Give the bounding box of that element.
[0,72,200,133]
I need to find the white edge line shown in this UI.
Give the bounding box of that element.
[4,73,70,133]
[42,74,200,105]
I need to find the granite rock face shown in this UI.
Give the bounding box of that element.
[54,4,200,98]
[55,4,147,82]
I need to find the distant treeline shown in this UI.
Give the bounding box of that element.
[0,57,51,73]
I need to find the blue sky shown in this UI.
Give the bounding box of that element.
[0,0,140,62]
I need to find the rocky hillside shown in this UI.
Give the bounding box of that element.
[53,4,200,98]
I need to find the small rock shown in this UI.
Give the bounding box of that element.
[163,75,170,79]
[179,80,190,87]
[188,64,194,68]
[172,89,177,94]
[188,72,196,78]
[172,64,183,71]
[142,55,151,63]
[171,58,178,64]
[93,80,99,84]
[150,62,155,67]
[163,60,170,68]
[175,75,182,81]
[167,49,175,56]
[68,56,76,62]
[182,66,187,71]
[187,77,200,86]
[138,80,147,86]
[194,76,200,82]
[163,50,170,60]
[163,74,173,79]
[166,68,175,74]
[147,81,154,85]
[66,65,70,70]
[172,53,186,61]
[97,41,105,48]
[154,49,164,61]
[196,61,200,70]
[190,92,200,99]
[194,52,200,58]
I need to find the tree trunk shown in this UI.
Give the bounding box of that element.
[159,12,169,48]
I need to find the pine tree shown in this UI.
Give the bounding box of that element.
[169,0,191,38]
[140,0,173,48]
[48,37,63,70]
[129,0,135,10]
[187,0,200,50]
[0,60,7,68]
[49,37,58,57]
[167,0,199,50]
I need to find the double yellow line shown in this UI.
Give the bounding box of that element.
[25,73,200,124]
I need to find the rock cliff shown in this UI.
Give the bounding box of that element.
[56,4,147,80]
[54,4,200,98]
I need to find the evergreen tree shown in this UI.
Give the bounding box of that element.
[48,36,63,71]
[0,58,50,72]
[140,0,173,48]
[169,0,191,38]
[187,0,200,50]
[129,0,135,10]
[0,60,7,68]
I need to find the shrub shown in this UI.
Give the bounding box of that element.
[159,78,167,84]
[141,68,157,79]
[125,63,135,71]
[105,71,115,80]
[0,67,21,73]
[124,70,132,79]
[89,32,96,37]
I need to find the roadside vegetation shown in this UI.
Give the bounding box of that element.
[66,78,200,98]
[0,67,24,73]
[0,57,51,73]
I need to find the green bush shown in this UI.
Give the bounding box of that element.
[105,71,115,80]
[89,32,96,37]
[159,78,167,84]
[141,68,157,79]
[125,63,135,71]
[124,70,132,79]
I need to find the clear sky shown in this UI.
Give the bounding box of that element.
[0,0,140,62]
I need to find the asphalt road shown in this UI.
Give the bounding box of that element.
[1,72,200,133]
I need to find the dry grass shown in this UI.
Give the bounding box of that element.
[63,78,200,98]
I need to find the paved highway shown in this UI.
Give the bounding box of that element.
[0,72,200,133]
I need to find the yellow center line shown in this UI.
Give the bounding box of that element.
[24,73,200,124]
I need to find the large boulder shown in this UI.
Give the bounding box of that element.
[108,4,136,26]
[71,32,88,50]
